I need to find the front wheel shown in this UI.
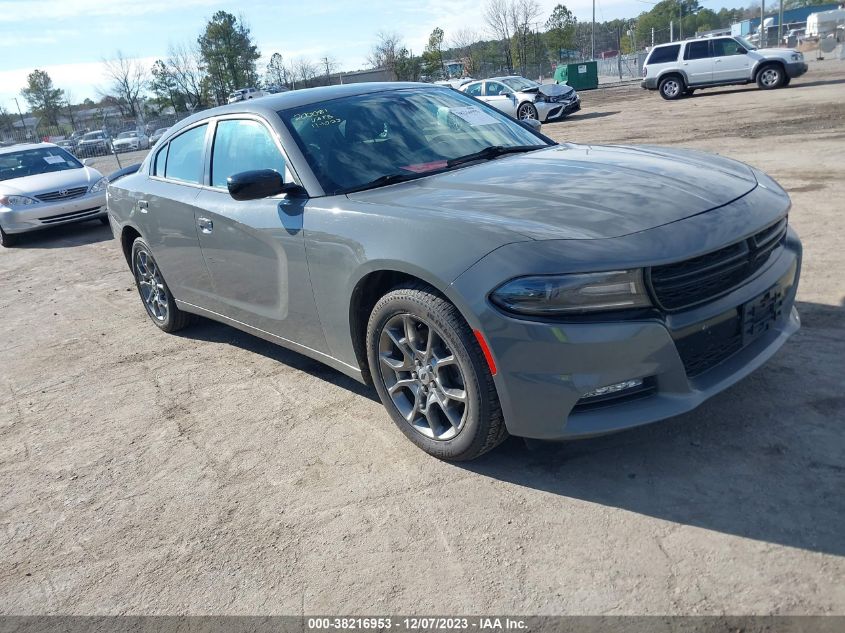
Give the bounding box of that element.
[131,237,194,332]
[0,226,18,247]
[757,64,785,89]
[366,283,507,461]
[517,102,539,121]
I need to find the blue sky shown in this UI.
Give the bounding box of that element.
[0,0,744,112]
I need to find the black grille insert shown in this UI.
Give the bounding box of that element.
[648,219,787,312]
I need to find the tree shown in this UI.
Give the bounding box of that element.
[20,69,64,126]
[546,4,576,61]
[508,0,542,77]
[164,43,208,110]
[0,106,15,134]
[367,31,402,71]
[102,51,147,119]
[484,0,514,72]
[266,52,289,88]
[321,56,339,80]
[150,59,182,112]
[198,11,261,103]
[293,57,318,88]
[422,27,446,78]
[450,29,483,77]
[394,48,422,81]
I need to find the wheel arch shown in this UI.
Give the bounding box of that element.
[755,58,786,80]
[120,224,143,266]
[658,70,688,87]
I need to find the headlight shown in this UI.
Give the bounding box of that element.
[89,177,108,193]
[0,195,39,208]
[791,53,802,61]
[490,270,651,316]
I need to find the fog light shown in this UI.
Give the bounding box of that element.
[582,378,644,400]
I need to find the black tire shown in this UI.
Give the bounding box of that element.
[0,226,18,247]
[99,216,110,226]
[130,237,194,333]
[366,282,507,461]
[659,75,684,100]
[517,102,539,121]
[757,63,785,89]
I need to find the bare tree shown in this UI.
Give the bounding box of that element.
[484,0,514,72]
[166,43,207,110]
[293,57,319,88]
[101,51,147,119]
[450,28,483,77]
[367,31,402,71]
[320,56,338,78]
[509,0,542,76]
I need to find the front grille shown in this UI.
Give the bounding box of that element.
[36,186,88,202]
[39,206,102,224]
[648,218,787,312]
[674,311,744,376]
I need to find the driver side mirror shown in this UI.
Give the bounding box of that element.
[227,169,306,201]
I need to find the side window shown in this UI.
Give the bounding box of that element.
[684,41,711,60]
[485,81,505,96]
[647,44,681,65]
[153,144,167,176]
[211,119,286,189]
[164,124,208,184]
[464,82,482,97]
[713,38,744,56]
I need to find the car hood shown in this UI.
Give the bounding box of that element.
[752,48,799,58]
[350,144,758,240]
[520,84,576,99]
[0,167,104,196]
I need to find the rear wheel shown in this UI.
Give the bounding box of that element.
[659,75,684,100]
[757,64,785,89]
[131,237,194,332]
[366,283,507,461]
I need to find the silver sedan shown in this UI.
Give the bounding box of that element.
[461,76,581,122]
[0,143,108,246]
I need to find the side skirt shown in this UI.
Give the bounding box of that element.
[175,299,366,384]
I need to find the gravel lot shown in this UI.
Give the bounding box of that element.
[1,60,844,615]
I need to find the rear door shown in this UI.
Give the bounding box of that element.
[712,38,751,82]
[138,123,214,306]
[682,40,713,85]
[483,81,518,116]
[192,115,327,352]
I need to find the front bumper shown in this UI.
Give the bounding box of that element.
[113,144,139,153]
[0,191,107,234]
[449,190,801,440]
[539,97,581,122]
[785,61,808,78]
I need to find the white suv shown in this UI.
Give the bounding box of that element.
[641,36,808,100]
[227,87,268,104]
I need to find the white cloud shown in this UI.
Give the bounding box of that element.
[0,0,221,22]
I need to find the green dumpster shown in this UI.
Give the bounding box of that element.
[563,61,598,90]
[553,64,568,85]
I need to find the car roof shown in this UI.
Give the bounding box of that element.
[165,82,452,139]
[0,142,57,154]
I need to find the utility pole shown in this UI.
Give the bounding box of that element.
[670,20,674,42]
[679,1,684,40]
[778,0,784,46]
[652,27,655,48]
[591,0,596,60]
[13,97,26,130]
[761,0,766,48]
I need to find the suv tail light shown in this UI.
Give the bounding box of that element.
[642,66,647,78]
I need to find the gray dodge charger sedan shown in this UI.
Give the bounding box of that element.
[107,83,802,460]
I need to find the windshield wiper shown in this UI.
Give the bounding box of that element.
[340,172,423,195]
[446,144,547,168]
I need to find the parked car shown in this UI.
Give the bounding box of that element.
[107,83,801,461]
[0,143,108,246]
[460,76,580,121]
[227,87,268,104]
[112,130,150,153]
[150,127,170,146]
[434,78,475,89]
[641,36,808,100]
[56,139,77,154]
[77,130,112,156]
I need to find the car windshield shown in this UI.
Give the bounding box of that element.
[735,36,757,50]
[278,87,549,195]
[83,132,105,140]
[117,132,137,139]
[501,77,539,91]
[0,147,83,181]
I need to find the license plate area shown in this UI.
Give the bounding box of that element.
[742,285,784,345]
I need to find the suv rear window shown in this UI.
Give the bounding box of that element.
[647,45,681,65]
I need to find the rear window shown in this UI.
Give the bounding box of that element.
[647,45,681,65]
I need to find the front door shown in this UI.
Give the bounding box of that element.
[682,40,713,85]
[712,38,751,82]
[193,116,327,352]
[483,81,518,116]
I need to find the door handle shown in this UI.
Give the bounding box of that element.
[138,200,148,213]
[197,217,213,233]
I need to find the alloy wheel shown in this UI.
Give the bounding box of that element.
[378,313,468,441]
[760,68,780,87]
[518,104,538,120]
[135,250,169,322]
[662,79,680,98]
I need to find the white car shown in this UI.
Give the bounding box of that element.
[641,35,808,100]
[459,76,581,122]
[0,143,108,246]
[227,87,268,104]
[112,131,150,153]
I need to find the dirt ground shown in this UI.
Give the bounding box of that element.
[1,59,844,616]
